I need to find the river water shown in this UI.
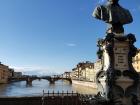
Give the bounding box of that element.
[0,80,97,97]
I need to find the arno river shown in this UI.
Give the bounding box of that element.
[0,80,97,97]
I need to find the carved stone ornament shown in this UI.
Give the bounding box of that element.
[95,34,139,105]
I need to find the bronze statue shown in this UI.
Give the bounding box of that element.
[93,0,133,34]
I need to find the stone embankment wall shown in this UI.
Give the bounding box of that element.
[72,80,97,89]
[0,96,82,105]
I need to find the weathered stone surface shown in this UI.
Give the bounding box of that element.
[95,34,139,105]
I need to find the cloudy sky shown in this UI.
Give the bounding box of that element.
[0,0,140,75]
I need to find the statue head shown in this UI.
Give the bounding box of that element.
[108,0,119,4]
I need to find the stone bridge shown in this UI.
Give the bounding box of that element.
[9,76,72,85]
[42,76,72,84]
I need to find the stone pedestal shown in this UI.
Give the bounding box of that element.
[96,33,139,105]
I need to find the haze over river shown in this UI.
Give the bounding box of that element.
[0,80,97,97]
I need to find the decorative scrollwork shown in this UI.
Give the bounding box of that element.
[127,33,136,44]
[105,33,114,43]
[97,39,105,59]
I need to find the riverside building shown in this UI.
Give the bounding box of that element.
[94,59,102,74]
[0,63,16,83]
[8,68,14,78]
[0,63,9,83]
[71,61,95,82]
[13,72,22,78]
[133,49,140,72]
[71,49,140,83]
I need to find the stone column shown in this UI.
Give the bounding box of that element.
[96,33,139,105]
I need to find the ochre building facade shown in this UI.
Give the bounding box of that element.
[133,49,140,72]
[0,63,15,83]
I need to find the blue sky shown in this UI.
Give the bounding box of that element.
[0,0,140,75]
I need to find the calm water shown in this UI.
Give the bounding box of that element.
[0,80,97,97]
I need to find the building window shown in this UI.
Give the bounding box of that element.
[136,56,138,60]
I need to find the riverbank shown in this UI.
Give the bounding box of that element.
[72,80,97,89]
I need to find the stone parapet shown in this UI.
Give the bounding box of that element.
[0,95,81,105]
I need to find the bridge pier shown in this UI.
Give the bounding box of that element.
[38,78,41,81]
[68,79,72,84]
[49,78,55,84]
[26,78,33,85]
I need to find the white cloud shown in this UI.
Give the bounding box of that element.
[11,66,59,76]
[98,0,106,4]
[132,8,137,12]
[80,7,85,11]
[138,6,140,11]
[66,43,76,47]
[13,66,46,71]
[131,6,140,12]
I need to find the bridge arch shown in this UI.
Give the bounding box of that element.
[42,77,72,84]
